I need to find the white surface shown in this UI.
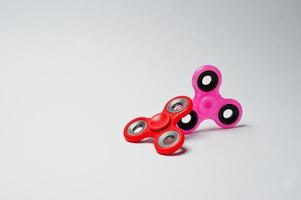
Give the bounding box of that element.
[0,0,300,199]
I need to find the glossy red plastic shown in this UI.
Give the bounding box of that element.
[123,96,193,155]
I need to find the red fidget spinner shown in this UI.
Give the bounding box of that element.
[123,96,193,155]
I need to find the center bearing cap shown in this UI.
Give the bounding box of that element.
[199,96,218,115]
[149,113,171,131]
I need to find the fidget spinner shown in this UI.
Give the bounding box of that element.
[178,65,242,134]
[124,96,192,155]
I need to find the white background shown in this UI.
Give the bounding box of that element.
[0,0,300,199]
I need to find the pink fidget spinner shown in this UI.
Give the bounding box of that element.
[177,65,243,134]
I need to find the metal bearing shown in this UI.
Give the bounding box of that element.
[158,131,180,148]
[127,120,147,135]
[167,98,187,113]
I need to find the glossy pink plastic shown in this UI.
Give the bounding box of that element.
[178,65,243,134]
